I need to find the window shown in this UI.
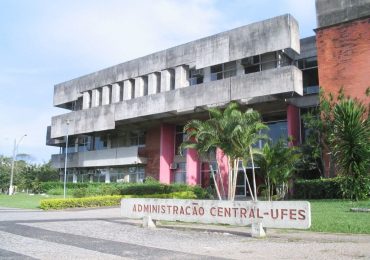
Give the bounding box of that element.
[174,162,186,184]
[130,79,135,99]
[297,57,319,95]
[94,135,107,150]
[98,88,102,106]
[189,68,204,85]
[210,61,236,81]
[242,51,292,74]
[175,125,186,155]
[142,76,148,96]
[129,131,146,146]
[155,72,161,93]
[169,69,175,90]
[78,136,93,152]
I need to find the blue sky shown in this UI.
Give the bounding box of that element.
[0,0,316,163]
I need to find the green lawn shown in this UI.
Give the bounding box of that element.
[1,194,369,234]
[309,200,370,234]
[0,193,65,209]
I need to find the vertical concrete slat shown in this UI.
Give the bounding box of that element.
[91,89,99,107]
[160,70,172,92]
[159,124,175,184]
[148,73,158,95]
[111,83,121,103]
[102,86,110,105]
[123,80,133,100]
[287,104,300,146]
[175,65,189,89]
[135,77,144,98]
[186,148,200,185]
[82,92,90,109]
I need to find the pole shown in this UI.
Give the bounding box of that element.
[63,120,70,199]
[9,134,27,195]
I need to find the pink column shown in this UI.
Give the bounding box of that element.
[159,124,175,184]
[186,148,200,185]
[216,148,229,199]
[287,104,300,146]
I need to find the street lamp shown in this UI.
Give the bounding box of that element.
[9,134,27,195]
[63,120,70,199]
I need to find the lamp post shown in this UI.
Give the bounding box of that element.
[9,134,27,195]
[63,120,70,199]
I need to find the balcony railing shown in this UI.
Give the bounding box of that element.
[51,146,147,169]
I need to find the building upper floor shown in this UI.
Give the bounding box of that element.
[48,15,323,140]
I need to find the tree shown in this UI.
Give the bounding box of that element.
[319,88,370,200]
[181,102,267,201]
[256,139,301,201]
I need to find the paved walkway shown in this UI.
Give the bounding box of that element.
[0,206,369,259]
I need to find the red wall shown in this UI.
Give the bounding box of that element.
[316,18,370,102]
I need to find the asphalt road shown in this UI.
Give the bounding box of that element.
[0,206,369,259]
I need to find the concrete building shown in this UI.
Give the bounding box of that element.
[46,0,369,196]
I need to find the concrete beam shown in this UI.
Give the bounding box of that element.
[175,65,189,89]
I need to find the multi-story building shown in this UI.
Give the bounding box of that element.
[46,0,369,196]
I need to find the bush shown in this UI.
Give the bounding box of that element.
[40,195,122,210]
[293,178,344,199]
[40,191,199,210]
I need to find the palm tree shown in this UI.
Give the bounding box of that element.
[256,139,300,201]
[181,102,267,201]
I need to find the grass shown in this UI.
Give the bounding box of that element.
[0,193,66,209]
[1,193,369,234]
[309,199,370,234]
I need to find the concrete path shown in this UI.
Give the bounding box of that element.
[0,206,369,259]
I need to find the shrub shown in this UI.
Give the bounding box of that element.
[40,195,122,210]
[293,178,344,199]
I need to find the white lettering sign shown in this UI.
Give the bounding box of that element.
[121,199,311,229]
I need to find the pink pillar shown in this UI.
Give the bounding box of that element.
[216,148,229,199]
[159,124,175,184]
[186,148,200,185]
[287,104,300,146]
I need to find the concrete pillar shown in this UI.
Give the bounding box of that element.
[72,173,77,183]
[123,80,134,100]
[82,91,91,109]
[287,104,300,146]
[105,172,110,183]
[175,65,189,89]
[203,67,211,83]
[111,83,121,103]
[216,148,229,199]
[91,88,100,107]
[89,175,93,183]
[102,86,111,105]
[160,69,174,92]
[186,148,200,185]
[148,73,160,95]
[159,124,175,184]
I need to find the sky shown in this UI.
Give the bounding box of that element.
[0,0,316,163]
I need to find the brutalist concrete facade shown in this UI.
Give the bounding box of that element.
[47,14,320,193]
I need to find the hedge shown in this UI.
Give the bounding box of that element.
[40,195,122,210]
[292,177,343,199]
[40,191,197,210]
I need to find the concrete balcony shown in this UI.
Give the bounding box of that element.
[51,146,147,169]
[50,66,302,139]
